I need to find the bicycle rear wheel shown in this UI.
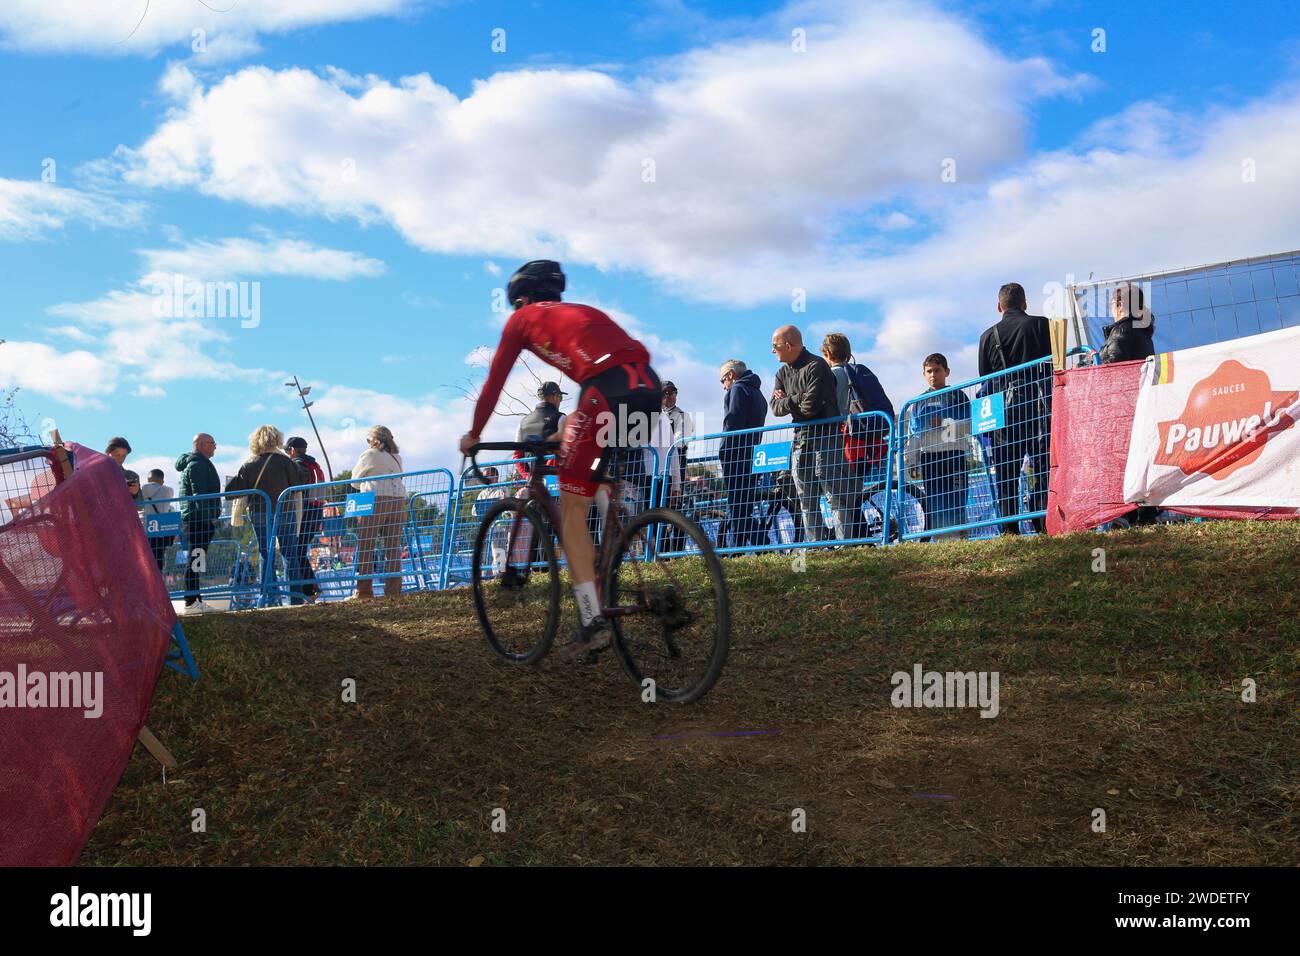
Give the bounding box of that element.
[472,497,560,663]
[603,507,729,704]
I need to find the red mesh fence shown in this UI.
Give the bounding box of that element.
[1047,363,1298,533]
[0,443,176,865]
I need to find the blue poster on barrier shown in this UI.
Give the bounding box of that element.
[145,511,182,538]
[345,492,375,518]
[971,394,1005,434]
[752,441,792,474]
[544,474,558,495]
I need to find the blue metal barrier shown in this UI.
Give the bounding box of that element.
[135,488,275,609]
[444,447,661,589]
[653,411,897,556]
[265,467,455,604]
[895,356,1053,540]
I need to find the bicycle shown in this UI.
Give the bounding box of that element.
[464,441,730,704]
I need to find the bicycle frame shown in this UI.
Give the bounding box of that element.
[470,444,644,615]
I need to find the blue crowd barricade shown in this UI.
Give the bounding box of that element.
[265,467,455,604]
[895,356,1053,540]
[132,489,275,609]
[653,411,896,557]
[445,457,534,588]
[445,446,661,589]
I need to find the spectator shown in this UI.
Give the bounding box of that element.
[820,332,890,541]
[123,469,142,502]
[226,425,305,604]
[904,353,970,540]
[285,436,324,603]
[719,359,767,549]
[350,425,407,599]
[770,325,855,542]
[175,433,221,614]
[977,283,1053,534]
[1099,283,1156,365]
[515,382,567,478]
[658,381,690,550]
[105,436,131,467]
[139,468,177,573]
[475,467,510,574]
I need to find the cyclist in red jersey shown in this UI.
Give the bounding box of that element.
[460,260,663,657]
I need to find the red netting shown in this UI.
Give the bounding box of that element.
[0,443,176,865]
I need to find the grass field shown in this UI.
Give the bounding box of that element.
[83,522,1299,866]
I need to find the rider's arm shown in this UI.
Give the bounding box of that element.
[470,315,525,438]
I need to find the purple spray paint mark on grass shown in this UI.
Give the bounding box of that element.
[654,729,781,741]
[912,793,957,801]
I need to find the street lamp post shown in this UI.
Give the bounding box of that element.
[285,376,334,481]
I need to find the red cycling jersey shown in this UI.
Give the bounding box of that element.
[470,301,650,438]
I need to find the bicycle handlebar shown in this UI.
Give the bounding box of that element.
[463,440,562,487]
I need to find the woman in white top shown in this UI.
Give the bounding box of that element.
[350,425,408,599]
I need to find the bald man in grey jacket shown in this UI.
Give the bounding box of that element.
[770,325,856,542]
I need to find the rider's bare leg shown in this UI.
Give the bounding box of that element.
[560,489,598,587]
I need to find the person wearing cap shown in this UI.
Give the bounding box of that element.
[285,436,325,602]
[513,381,568,478]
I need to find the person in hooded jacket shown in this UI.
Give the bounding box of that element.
[176,433,221,614]
[719,360,768,549]
[1099,283,1156,365]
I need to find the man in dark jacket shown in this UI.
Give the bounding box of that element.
[977,283,1053,533]
[1098,283,1156,365]
[175,432,221,612]
[719,360,767,548]
[770,325,855,542]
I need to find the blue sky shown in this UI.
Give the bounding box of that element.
[2,0,1299,485]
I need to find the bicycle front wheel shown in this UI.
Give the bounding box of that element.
[472,497,561,663]
[603,507,729,704]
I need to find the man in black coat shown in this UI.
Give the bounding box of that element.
[977,283,1053,534]
[718,360,767,548]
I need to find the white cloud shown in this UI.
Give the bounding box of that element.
[0,0,416,56]
[0,177,144,241]
[100,2,1300,424]
[118,4,1083,299]
[133,383,167,398]
[44,233,386,388]
[483,261,502,276]
[140,235,385,280]
[0,340,118,409]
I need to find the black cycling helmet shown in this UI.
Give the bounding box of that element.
[507,259,565,306]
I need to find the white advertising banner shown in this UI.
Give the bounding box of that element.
[1123,326,1300,507]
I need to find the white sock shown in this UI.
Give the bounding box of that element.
[574,581,600,626]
